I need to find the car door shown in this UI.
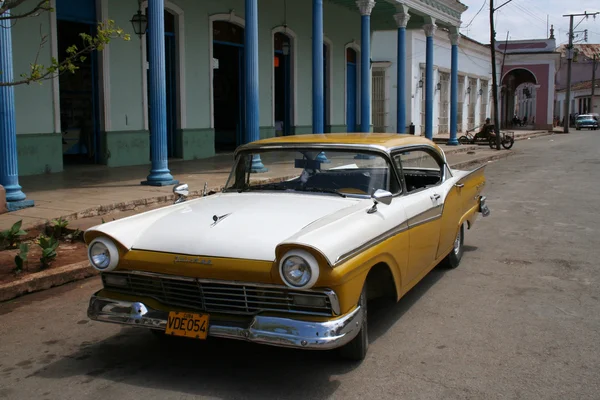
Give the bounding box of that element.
[393,147,445,286]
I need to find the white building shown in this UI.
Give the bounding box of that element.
[371,29,502,136]
[555,80,600,121]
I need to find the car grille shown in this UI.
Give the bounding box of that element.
[101,272,335,317]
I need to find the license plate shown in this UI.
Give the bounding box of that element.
[165,311,210,339]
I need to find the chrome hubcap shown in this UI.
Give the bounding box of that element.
[453,228,462,255]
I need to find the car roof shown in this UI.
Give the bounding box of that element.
[236,133,443,155]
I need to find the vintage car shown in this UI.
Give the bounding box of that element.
[575,114,599,130]
[85,134,489,361]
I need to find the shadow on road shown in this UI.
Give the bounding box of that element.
[29,266,449,399]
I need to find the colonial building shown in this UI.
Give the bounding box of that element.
[371,29,499,136]
[0,0,467,210]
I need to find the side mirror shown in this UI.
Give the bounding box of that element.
[173,183,189,204]
[367,189,393,213]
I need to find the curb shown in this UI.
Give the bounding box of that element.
[450,150,513,170]
[0,261,97,303]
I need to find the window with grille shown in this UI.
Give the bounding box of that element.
[372,69,386,132]
[438,72,450,135]
[467,78,477,130]
[420,69,426,135]
[457,76,464,133]
[480,80,488,125]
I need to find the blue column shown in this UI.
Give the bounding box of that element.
[245,0,267,172]
[448,31,460,145]
[312,0,329,163]
[142,0,178,186]
[0,11,34,211]
[394,9,410,134]
[312,0,324,134]
[424,21,436,140]
[357,0,375,133]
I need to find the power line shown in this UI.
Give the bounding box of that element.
[462,0,486,30]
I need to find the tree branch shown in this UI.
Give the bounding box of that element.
[0,0,52,20]
[0,19,130,87]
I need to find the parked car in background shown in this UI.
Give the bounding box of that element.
[85,134,490,361]
[575,114,599,130]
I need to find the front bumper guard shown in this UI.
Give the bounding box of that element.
[87,294,363,351]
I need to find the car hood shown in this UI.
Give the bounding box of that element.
[87,192,360,261]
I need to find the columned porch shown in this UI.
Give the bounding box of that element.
[1,0,466,209]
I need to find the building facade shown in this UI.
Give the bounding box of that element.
[372,30,500,135]
[0,0,467,210]
[555,80,600,120]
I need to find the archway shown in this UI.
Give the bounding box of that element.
[212,20,245,151]
[345,46,359,132]
[501,68,538,129]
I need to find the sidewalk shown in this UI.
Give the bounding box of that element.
[1,142,513,232]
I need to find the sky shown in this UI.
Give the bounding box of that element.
[458,0,600,46]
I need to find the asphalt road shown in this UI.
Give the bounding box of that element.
[1,131,599,400]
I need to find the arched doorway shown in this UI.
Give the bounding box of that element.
[346,47,358,132]
[501,68,537,129]
[212,21,245,152]
[56,0,102,165]
[274,32,293,136]
[145,8,178,158]
[324,42,331,132]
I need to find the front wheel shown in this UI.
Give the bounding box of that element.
[458,135,470,145]
[488,137,497,149]
[502,136,515,149]
[338,285,368,361]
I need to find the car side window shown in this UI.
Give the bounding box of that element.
[393,149,443,194]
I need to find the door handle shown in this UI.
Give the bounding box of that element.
[455,183,465,188]
[431,193,441,201]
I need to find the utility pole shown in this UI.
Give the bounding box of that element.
[563,15,574,133]
[591,55,597,114]
[563,11,600,133]
[488,0,515,150]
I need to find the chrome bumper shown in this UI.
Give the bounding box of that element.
[479,196,490,217]
[87,294,363,350]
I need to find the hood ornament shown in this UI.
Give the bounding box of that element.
[211,213,231,227]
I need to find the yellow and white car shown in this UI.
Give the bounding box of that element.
[85,133,489,361]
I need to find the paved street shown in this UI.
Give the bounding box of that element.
[1,131,599,399]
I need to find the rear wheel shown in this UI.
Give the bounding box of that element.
[502,136,514,149]
[338,285,368,361]
[443,223,464,269]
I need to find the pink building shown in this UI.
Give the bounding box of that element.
[495,36,561,130]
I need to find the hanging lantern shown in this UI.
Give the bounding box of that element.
[130,1,148,37]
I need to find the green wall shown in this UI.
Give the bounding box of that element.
[11,7,56,136]
[17,134,63,176]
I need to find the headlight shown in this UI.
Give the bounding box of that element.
[88,237,119,272]
[279,249,319,289]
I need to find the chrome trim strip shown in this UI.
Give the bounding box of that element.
[87,295,362,350]
[334,221,410,266]
[406,205,443,228]
[102,270,341,317]
[333,204,443,266]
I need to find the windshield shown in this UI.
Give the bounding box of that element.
[577,115,596,121]
[224,148,399,197]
